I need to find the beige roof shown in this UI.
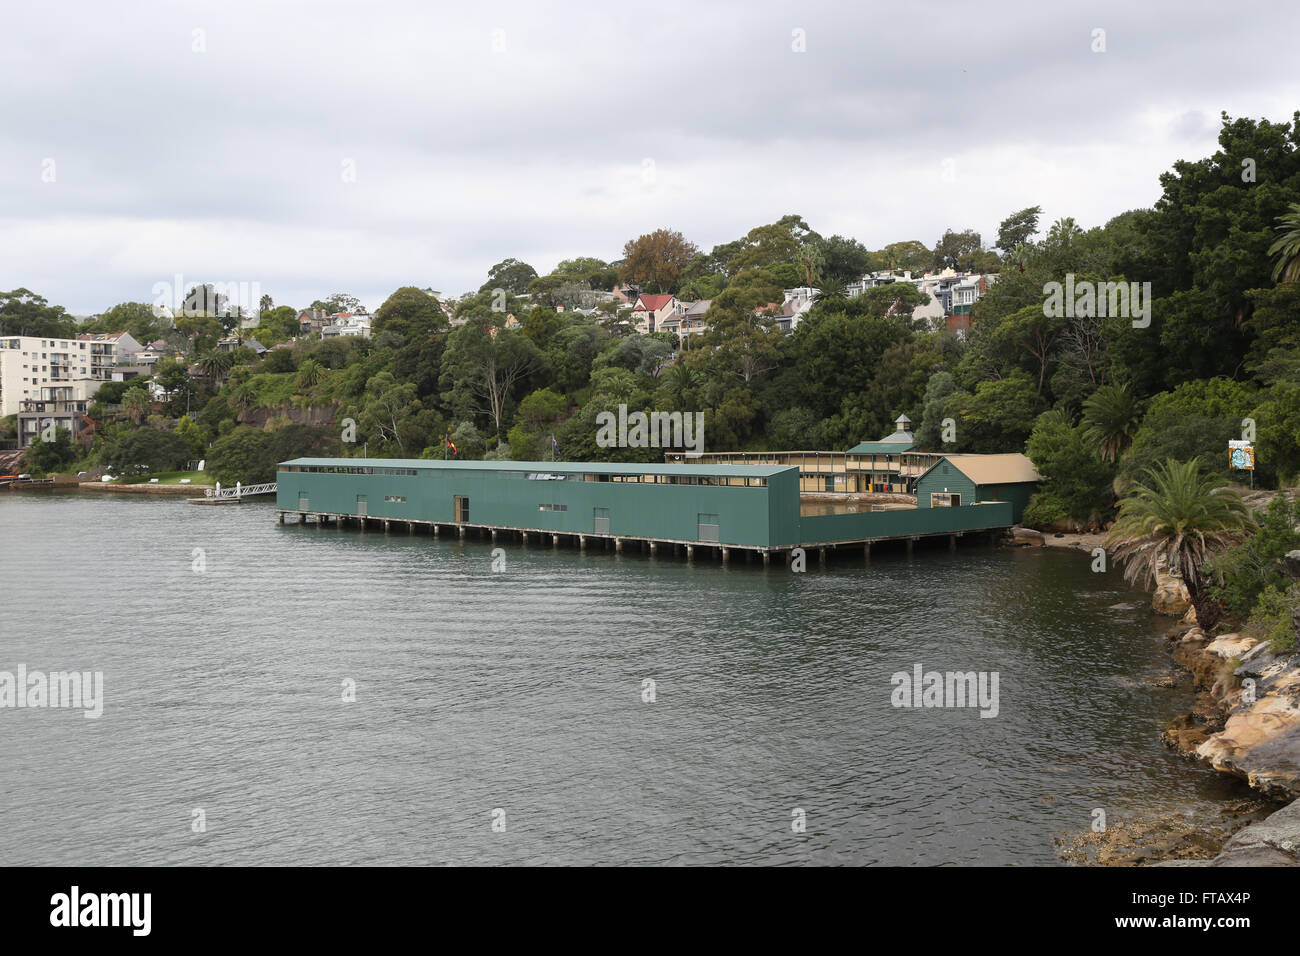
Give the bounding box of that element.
[938,454,1043,485]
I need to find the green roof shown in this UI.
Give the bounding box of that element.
[847,441,915,455]
[280,457,795,478]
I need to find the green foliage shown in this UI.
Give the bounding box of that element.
[814,235,875,285]
[262,348,297,374]
[208,424,340,485]
[92,302,165,342]
[24,430,76,474]
[105,427,192,477]
[1210,496,1300,616]
[1268,203,1300,282]
[92,380,134,404]
[996,206,1042,252]
[1023,409,1116,526]
[1246,583,1300,653]
[1121,378,1258,487]
[942,372,1041,453]
[0,289,75,338]
[1107,458,1254,624]
[766,406,825,450]
[175,415,206,459]
[1081,382,1141,462]
[481,258,538,295]
[916,371,958,450]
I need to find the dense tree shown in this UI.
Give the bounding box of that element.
[815,235,876,284]
[619,229,700,292]
[995,206,1042,252]
[105,427,192,476]
[310,293,362,314]
[440,321,542,443]
[1022,410,1115,527]
[878,241,931,274]
[24,429,76,474]
[0,289,74,338]
[91,302,165,342]
[480,258,539,295]
[932,229,984,272]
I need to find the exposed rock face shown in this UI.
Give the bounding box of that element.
[1191,635,1300,802]
[0,449,26,474]
[1152,554,1192,616]
[237,404,338,428]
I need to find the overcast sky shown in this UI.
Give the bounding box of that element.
[2,0,1297,315]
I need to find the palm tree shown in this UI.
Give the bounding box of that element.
[1046,217,1083,249]
[1106,458,1254,628]
[1267,202,1300,283]
[227,381,257,420]
[295,358,324,391]
[1081,383,1140,462]
[196,350,234,388]
[795,245,824,288]
[121,387,150,425]
[813,280,847,305]
[665,363,700,405]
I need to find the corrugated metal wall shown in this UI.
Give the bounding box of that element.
[278,467,785,547]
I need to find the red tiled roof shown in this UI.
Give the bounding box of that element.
[636,294,674,311]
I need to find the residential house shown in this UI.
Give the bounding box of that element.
[298,309,329,336]
[321,312,373,338]
[631,294,682,334]
[773,287,818,333]
[216,335,269,355]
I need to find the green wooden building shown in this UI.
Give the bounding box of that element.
[914,454,1042,522]
[276,456,1019,557]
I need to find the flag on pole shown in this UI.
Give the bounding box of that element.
[446,438,458,456]
[551,434,561,461]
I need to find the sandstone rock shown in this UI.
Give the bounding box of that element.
[1010,526,1045,546]
[1206,633,1258,659]
[1196,667,1300,800]
[1163,713,1213,753]
[1151,553,1192,616]
[1179,606,1199,627]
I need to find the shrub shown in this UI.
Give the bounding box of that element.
[1246,583,1300,653]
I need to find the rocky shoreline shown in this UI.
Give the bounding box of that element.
[1155,614,1300,865]
[1033,531,1300,866]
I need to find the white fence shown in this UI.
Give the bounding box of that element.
[205,481,277,499]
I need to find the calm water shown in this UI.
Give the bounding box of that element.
[0,492,1240,865]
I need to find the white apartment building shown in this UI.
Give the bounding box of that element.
[0,335,115,417]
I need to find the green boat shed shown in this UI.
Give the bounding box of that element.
[277,456,1019,556]
[915,454,1042,522]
